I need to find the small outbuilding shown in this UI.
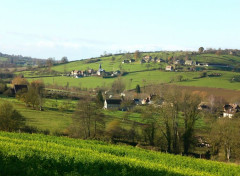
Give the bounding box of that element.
[104,99,122,110]
[165,65,173,71]
[13,85,28,94]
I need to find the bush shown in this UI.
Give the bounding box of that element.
[0,101,25,132]
[199,71,207,78]
[0,83,7,94]
[3,88,14,97]
[231,75,240,82]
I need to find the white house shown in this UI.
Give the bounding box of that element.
[104,99,122,109]
[165,65,173,71]
[222,104,240,118]
[185,60,196,66]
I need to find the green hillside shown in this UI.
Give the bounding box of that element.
[0,96,73,134]
[191,54,240,65]
[1,132,240,176]
[28,70,240,90]
[51,53,240,73]
[52,55,162,73]
[17,52,240,90]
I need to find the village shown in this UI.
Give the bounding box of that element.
[103,88,240,119]
[68,64,121,78]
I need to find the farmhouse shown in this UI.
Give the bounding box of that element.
[111,70,121,77]
[129,59,135,63]
[143,55,152,62]
[198,102,210,111]
[223,104,240,118]
[185,60,196,66]
[71,70,80,76]
[174,60,184,65]
[88,69,94,74]
[229,51,237,55]
[165,65,173,71]
[156,58,165,63]
[122,60,130,64]
[104,99,122,109]
[13,84,28,94]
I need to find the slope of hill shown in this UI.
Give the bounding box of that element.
[0,132,240,176]
[16,52,240,91]
[51,52,240,73]
[0,52,46,66]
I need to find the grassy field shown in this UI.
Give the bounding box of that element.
[15,52,239,91]
[52,55,165,73]
[50,53,240,73]
[0,93,208,136]
[28,70,240,91]
[12,52,240,91]
[191,54,240,66]
[1,132,240,176]
[0,96,74,133]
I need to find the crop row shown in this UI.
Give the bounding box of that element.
[0,132,239,176]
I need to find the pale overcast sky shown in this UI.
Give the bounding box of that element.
[0,0,239,60]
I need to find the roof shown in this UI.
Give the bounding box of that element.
[105,99,122,104]
[13,85,28,93]
[185,60,195,64]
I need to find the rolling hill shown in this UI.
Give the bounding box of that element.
[21,52,240,91]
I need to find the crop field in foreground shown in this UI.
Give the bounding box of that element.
[0,132,240,176]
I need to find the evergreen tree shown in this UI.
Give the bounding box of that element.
[136,84,141,93]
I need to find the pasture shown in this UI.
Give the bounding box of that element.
[0,96,73,134]
[28,70,240,91]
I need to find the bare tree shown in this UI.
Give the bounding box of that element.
[61,56,68,63]
[198,47,204,53]
[209,118,240,162]
[134,50,141,60]
[111,77,126,94]
[71,97,105,139]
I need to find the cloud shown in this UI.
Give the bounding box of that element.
[102,44,195,53]
[1,31,196,60]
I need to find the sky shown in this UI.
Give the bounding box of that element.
[0,0,240,61]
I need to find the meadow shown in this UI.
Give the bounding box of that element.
[51,53,240,73]
[191,54,240,66]
[28,70,240,91]
[0,95,74,133]
[0,131,240,176]
[52,54,164,73]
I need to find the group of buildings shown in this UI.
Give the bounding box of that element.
[104,92,240,119]
[121,56,165,64]
[140,56,165,64]
[198,102,240,118]
[69,64,121,78]
[103,94,156,110]
[165,60,210,71]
